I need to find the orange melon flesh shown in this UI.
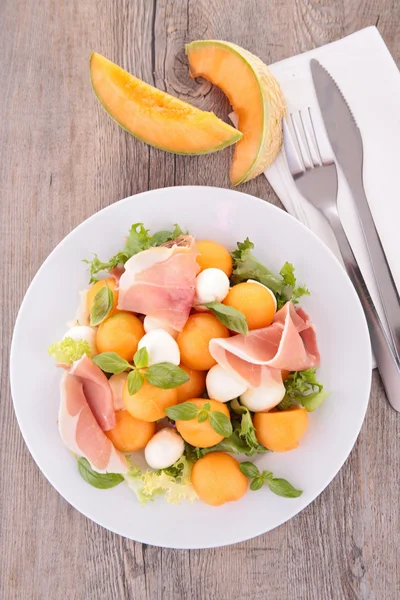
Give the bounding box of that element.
[186,41,286,185]
[90,52,242,155]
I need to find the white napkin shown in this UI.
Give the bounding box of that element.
[230,27,400,366]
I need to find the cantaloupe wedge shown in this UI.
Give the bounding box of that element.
[90,52,242,154]
[186,41,286,185]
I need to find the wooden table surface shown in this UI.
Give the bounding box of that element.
[1,1,400,599]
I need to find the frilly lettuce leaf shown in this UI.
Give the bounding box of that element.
[277,368,328,412]
[48,337,92,364]
[277,262,310,308]
[150,224,184,246]
[124,457,198,506]
[231,240,310,309]
[194,402,268,458]
[231,238,285,294]
[84,223,185,284]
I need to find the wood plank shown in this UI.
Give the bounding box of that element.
[1,0,400,599]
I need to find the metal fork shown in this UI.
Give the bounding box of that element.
[285,109,400,412]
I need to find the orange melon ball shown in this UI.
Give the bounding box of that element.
[191,452,248,506]
[224,281,276,330]
[175,398,230,448]
[87,278,119,317]
[105,410,155,452]
[196,240,233,277]
[253,406,308,452]
[177,313,229,371]
[96,312,144,361]
[176,364,207,403]
[122,378,178,422]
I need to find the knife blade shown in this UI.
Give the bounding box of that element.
[310,58,400,360]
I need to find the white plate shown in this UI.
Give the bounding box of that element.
[10,186,371,549]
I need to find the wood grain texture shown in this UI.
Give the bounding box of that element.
[1,1,400,599]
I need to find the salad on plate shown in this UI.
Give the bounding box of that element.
[48,223,327,507]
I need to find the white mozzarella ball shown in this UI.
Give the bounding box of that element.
[145,428,185,470]
[206,364,248,402]
[143,316,179,339]
[63,325,97,356]
[194,268,230,309]
[138,329,180,366]
[108,373,128,411]
[240,382,285,412]
[247,279,277,311]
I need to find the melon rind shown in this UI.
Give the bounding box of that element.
[186,41,286,185]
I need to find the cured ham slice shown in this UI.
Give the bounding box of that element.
[109,265,125,284]
[59,373,128,474]
[69,354,116,431]
[118,235,200,331]
[209,302,320,387]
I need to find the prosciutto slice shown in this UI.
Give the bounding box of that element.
[59,373,128,474]
[69,354,116,431]
[209,302,320,387]
[118,235,199,331]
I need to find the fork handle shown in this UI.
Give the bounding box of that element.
[323,205,400,412]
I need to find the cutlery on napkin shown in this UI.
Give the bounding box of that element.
[230,26,400,367]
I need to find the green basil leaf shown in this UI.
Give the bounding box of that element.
[250,477,265,491]
[197,410,209,423]
[239,461,260,479]
[165,402,199,421]
[93,352,131,374]
[203,401,211,412]
[77,457,124,489]
[134,347,149,369]
[261,470,274,483]
[208,411,233,438]
[268,478,303,498]
[205,302,249,335]
[145,363,189,389]
[128,370,144,395]
[90,284,113,326]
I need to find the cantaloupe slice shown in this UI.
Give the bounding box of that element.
[186,41,286,185]
[90,52,242,155]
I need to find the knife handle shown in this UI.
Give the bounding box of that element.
[324,204,400,412]
[349,174,400,360]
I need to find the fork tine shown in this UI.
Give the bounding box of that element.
[307,108,323,165]
[297,111,316,168]
[290,113,309,170]
[299,109,325,168]
[283,118,305,175]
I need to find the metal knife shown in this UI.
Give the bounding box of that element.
[310,59,400,362]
